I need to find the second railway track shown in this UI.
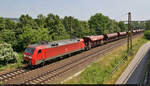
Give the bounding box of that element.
[24,39,127,84]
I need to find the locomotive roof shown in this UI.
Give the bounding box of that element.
[28,38,81,48]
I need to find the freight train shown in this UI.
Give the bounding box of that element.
[24,29,144,66]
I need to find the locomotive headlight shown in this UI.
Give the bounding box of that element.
[24,54,32,59]
[24,54,27,57]
[28,55,32,58]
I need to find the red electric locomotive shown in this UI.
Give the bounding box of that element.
[24,39,85,66]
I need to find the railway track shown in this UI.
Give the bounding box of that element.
[24,34,143,84]
[0,69,27,82]
[0,33,143,84]
[24,40,126,84]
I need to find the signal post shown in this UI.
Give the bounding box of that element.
[127,12,132,52]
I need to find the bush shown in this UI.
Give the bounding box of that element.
[144,30,150,39]
[0,42,19,65]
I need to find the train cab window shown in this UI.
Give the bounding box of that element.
[51,43,58,46]
[38,49,41,54]
[25,48,35,54]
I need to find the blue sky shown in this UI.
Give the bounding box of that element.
[0,0,149,21]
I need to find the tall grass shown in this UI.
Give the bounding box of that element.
[64,35,148,84]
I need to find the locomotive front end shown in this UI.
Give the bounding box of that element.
[23,47,35,66]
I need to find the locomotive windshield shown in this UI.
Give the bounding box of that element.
[25,48,35,54]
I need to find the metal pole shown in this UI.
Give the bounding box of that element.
[129,13,132,50]
[128,12,132,50]
[69,16,72,39]
[127,12,130,52]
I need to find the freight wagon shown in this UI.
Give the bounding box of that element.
[104,33,119,42]
[83,35,104,50]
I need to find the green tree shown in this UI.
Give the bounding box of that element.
[4,19,17,30]
[0,29,17,50]
[35,14,46,28]
[139,22,146,29]
[62,16,91,38]
[62,16,70,32]
[146,20,150,30]
[0,17,5,31]
[118,21,127,31]
[73,21,91,38]
[88,13,116,35]
[105,20,120,33]
[45,13,69,40]
[144,30,150,39]
[18,26,52,50]
[18,14,38,29]
[80,21,91,36]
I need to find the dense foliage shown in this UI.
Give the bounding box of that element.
[146,20,150,30]
[88,13,121,35]
[0,42,19,65]
[17,26,52,50]
[118,21,127,31]
[144,20,150,40]
[0,13,146,65]
[144,30,150,39]
[63,16,91,38]
[0,13,128,52]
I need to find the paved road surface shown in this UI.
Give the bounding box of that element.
[127,49,150,84]
[116,42,150,84]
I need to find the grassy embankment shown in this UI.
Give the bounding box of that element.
[0,52,24,71]
[64,35,148,84]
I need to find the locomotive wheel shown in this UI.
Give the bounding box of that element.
[28,61,34,69]
[68,53,71,57]
[28,61,32,66]
[88,44,91,50]
[85,46,89,51]
[41,61,45,66]
[88,43,91,49]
